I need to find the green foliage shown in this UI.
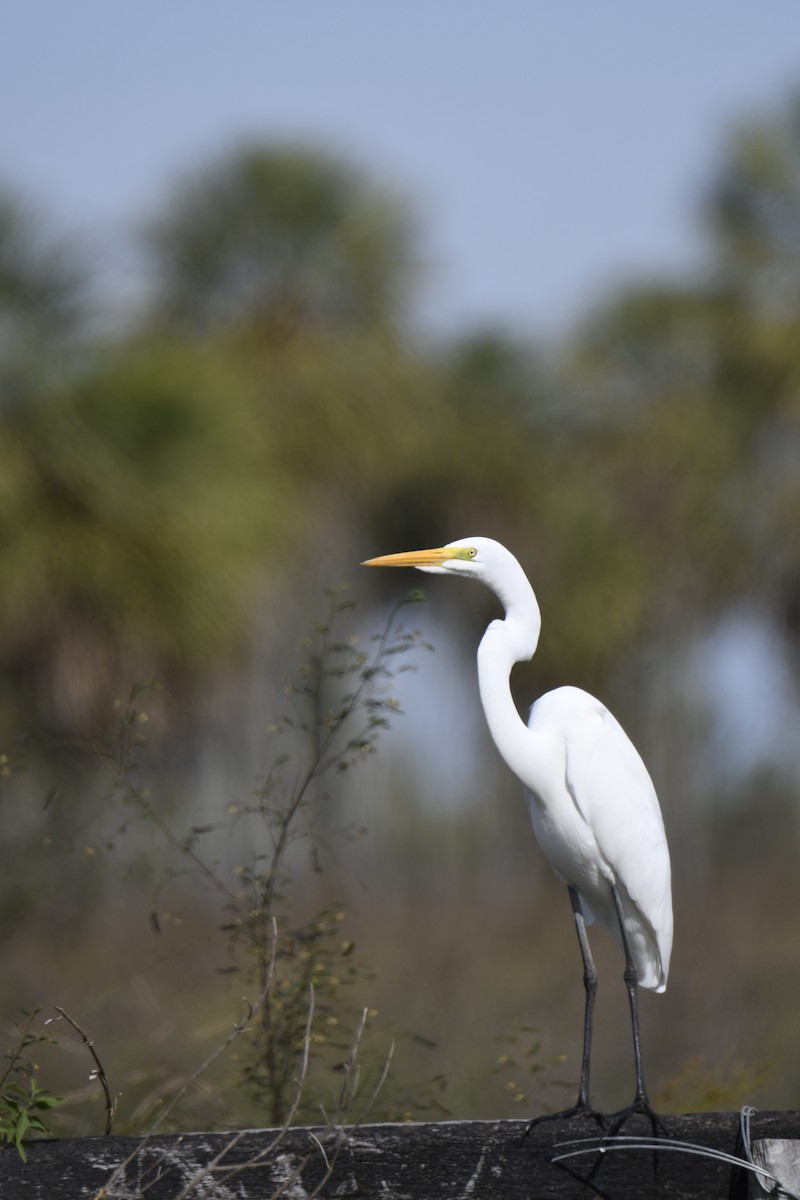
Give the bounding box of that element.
[0,335,290,737]
[57,343,284,656]
[0,1080,63,1162]
[0,1011,63,1160]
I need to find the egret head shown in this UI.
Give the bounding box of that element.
[362,536,516,580]
[363,536,540,656]
[364,537,542,667]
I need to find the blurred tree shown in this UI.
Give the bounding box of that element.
[0,148,432,744]
[0,191,89,398]
[0,340,288,737]
[142,143,419,338]
[564,285,748,618]
[443,329,543,419]
[561,85,800,644]
[710,90,800,317]
[704,96,800,651]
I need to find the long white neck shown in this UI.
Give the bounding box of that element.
[475,563,541,784]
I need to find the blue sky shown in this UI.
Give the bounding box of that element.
[4,2,800,335]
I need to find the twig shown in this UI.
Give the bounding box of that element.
[360,1038,395,1124]
[54,1007,116,1135]
[333,1005,368,1123]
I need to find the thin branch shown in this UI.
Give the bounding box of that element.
[53,1007,116,1135]
[333,1005,368,1124]
[359,1038,395,1125]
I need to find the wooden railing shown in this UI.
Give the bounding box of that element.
[2,1111,799,1198]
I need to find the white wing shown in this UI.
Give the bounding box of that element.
[528,686,672,992]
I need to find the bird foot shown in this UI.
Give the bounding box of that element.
[523,1100,607,1141]
[603,1096,670,1140]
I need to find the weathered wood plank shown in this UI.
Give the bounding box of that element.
[2,1112,799,1199]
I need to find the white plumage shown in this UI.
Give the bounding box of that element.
[526,686,671,991]
[363,535,673,1129]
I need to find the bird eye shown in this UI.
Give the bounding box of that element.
[467,547,477,558]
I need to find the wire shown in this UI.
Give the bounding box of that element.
[550,1108,800,1199]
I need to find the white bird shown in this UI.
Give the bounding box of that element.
[363,536,672,1131]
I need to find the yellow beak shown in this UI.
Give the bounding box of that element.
[361,546,453,568]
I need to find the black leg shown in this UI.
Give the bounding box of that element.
[569,883,598,1110]
[525,885,605,1136]
[605,883,669,1138]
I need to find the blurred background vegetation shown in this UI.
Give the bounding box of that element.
[1,84,800,1138]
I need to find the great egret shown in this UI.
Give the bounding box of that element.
[363,536,672,1131]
